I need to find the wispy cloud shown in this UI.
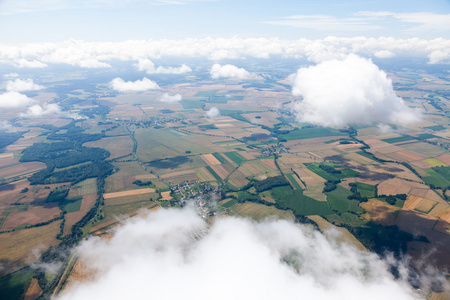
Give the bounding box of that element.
[266,11,450,35]
[265,15,381,31]
[355,11,450,33]
[0,0,214,15]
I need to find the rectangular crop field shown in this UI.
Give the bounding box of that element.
[103,188,156,199]
[205,166,222,182]
[224,151,247,165]
[285,174,302,190]
[212,153,229,164]
[381,136,415,143]
[423,158,447,167]
[356,182,376,198]
[194,90,220,97]
[271,186,333,216]
[277,127,346,141]
[326,185,364,214]
[422,168,450,188]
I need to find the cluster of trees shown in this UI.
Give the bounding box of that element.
[377,193,407,205]
[80,103,111,119]
[319,164,341,174]
[347,183,368,202]
[0,131,25,150]
[20,122,113,185]
[253,175,290,193]
[323,179,341,192]
[132,180,152,186]
[36,175,110,297]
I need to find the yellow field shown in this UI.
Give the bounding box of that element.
[360,199,400,226]
[303,183,327,201]
[161,170,196,178]
[232,202,294,220]
[24,278,42,300]
[201,154,221,165]
[195,167,216,181]
[103,188,156,199]
[307,215,366,251]
[423,158,448,167]
[404,196,438,214]
[293,168,326,185]
[0,221,61,270]
[160,191,173,200]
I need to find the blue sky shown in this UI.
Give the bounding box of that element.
[0,0,449,42]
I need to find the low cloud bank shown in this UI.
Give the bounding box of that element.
[290,54,421,128]
[0,37,449,68]
[110,77,160,92]
[137,59,192,74]
[205,107,220,118]
[58,207,418,300]
[158,93,182,103]
[210,64,260,79]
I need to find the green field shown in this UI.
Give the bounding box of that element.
[286,174,302,190]
[424,125,446,131]
[416,133,438,140]
[381,136,415,143]
[422,168,450,188]
[208,96,244,103]
[271,186,333,216]
[179,100,204,109]
[276,127,346,141]
[306,163,360,181]
[194,90,220,97]
[224,151,247,165]
[62,196,83,213]
[205,166,222,182]
[212,153,229,164]
[326,185,364,214]
[135,128,212,162]
[101,201,153,224]
[0,268,34,300]
[221,199,238,208]
[356,182,376,198]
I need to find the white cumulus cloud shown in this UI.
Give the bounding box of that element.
[57,207,419,300]
[210,64,261,79]
[205,107,220,118]
[20,103,60,117]
[6,78,44,92]
[0,92,35,107]
[110,77,160,92]
[290,54,421,128]
[158,93,182,103]
[137,59,192,74]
